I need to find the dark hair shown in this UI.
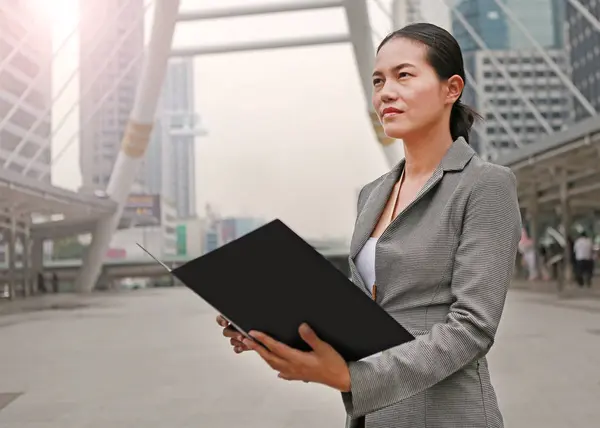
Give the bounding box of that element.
[376,23,481,144]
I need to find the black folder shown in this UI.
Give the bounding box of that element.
[139,219,414,362]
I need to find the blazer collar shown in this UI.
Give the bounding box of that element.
[439,137,476,172]
[381,136,475,179]
[350,137,475,259]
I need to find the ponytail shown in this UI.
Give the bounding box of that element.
[450,99,480,144]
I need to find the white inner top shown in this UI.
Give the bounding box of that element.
[355,237,377,294]
[355,236,382,361]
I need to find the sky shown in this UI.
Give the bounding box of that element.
[48,0,450,242]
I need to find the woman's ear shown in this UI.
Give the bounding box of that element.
[446,75,465,105]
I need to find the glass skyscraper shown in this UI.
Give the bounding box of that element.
[137,58,201,219]
[452,0,564,52]
[453,0,509,52]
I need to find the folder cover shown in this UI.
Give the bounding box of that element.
[142,219,414,362]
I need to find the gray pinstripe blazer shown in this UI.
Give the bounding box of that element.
[343,138,521,428]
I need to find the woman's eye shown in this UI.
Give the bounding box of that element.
[398,72,411,78]
[373,78,383,86]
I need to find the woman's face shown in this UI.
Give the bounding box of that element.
[372,37,453,140]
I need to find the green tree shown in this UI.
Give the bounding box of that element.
[53,236,86,260]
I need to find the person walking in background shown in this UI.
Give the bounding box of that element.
[37,271,46,294]
[519,228,538,280]
[574,231,594,287]
[51,272,59,293]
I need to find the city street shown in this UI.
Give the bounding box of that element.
[1,287,599,427]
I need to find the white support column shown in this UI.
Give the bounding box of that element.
[74,0,181,293]
[391,0,407,29]
[7,216,16,299]
[31,237,43,294]
[21,227,31,297]
[559,168,572,287]
[343,0,404,168]
[391,0,422,28]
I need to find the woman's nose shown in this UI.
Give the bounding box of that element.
[379,82,399,103]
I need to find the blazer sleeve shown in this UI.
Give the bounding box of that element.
[341,164,522,419]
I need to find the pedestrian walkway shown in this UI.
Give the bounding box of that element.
[0,291,116,317]
[3,278,598,318]
[511,277,600,298]
[0,287,599,427]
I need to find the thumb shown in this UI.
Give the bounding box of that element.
[299,323,325,352]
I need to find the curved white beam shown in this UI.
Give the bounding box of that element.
[75,0,181,293]
[177,0,343,21]
[171,35,348,57]
[344,0,404,168]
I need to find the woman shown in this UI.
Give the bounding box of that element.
[217,23,521,428]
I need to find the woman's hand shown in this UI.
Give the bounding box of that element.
[216,314,250,354]
[242,323,351,392]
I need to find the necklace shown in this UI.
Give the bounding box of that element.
[388,168,406,224]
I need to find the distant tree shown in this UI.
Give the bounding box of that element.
[53,236,86,260]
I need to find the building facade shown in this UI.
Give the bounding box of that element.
[78,0,144,192]
[451,0,570,158]
[392,0,423,28]
[109,194,178,259]
[0,1,53,182]
[137,58,201,219]
[453,0,564,52]
[203,214,265,254]
[565,0,600,121]
[467,49,571,158]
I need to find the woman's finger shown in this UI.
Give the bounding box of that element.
[222,326,243,341]
[216,315,229,327]
[230,338,248,348]
[250,331,300,360]
[243,338,288,370]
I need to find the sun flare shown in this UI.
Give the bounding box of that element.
[27,0,79,30]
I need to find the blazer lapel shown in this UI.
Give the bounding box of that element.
[348,138,475,297]
[350,160,404,259]
[387,137,476,223]
[351,138,475,258]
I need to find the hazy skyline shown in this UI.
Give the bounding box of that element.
[49,0,450,241]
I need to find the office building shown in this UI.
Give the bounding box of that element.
[453,0,563,52]
[174,217,207,258]
[468,49,571,158]
[203,213,265,254]
[109,194,178,258]
[137,58,201,218]
[451,0,570,157]
[78,0,144,192]
[565,1,600,121]
[0,2,53,182]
